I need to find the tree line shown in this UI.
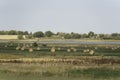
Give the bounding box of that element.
[0,30,120,40]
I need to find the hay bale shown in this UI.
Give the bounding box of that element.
[30,44,33,47]
[5,45,8,47]
[21,46,25,51]
[70,47,77,52]
[51,47,55,52]
[94,47,98,50]
[67,49,71,52]
[57,48,61,50]
[29,48,33,52]
[83,50,87,53]
[106,46,109,49]
[112,48,115,50]
[83,49,89,53]
[89,50,95,55]
[37,47,40,50]
[16,46,20,50]
[26,44,30,48]
[73,48,77,52]
[86,49,89,52]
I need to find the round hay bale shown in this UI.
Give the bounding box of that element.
[112,48,115,50]
[71,47,77,52]
[30,44,33,47]
[83,50,85,53]
[57,48,61,50]
[21,46,25,51]
[94,47,98,50]
[89,50,95,55]
[37,47,40,50]
[83,49,89,53]
[86,49,89,52]
[29,48,33,52]
[16,46,20,50]
[67,49,71,52]
[26,44,30,48]
[5,45,8,48]
[51,47,55,53]
[73,48,77,52]
[106,46,109,49]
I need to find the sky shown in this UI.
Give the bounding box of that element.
[0,0,120,33]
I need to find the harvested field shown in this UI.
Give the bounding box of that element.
[0,42,120,80]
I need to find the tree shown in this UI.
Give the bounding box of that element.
[18,35,24,39]
[33,42,38,47]
[111,33,120,40]
[45,31,53,37]
[71,33,81,39]
[33,31,44,38]
[88,31,94,38]
[24,31,29,35]
[17,31,24,35]
[56,32,66,38]
[8,30,17,35]
[99,34,105,39]
[81,33,88,38]
[0,31,6,35]
[64,33,71,39]
[111,33,120,37]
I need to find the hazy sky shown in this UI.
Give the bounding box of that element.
[0,0,120,33]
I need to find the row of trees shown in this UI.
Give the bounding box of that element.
[0,30,29,35]
[0,30,53,37]
[0,30,120,40]
[33,31,53,37]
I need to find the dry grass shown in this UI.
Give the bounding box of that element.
[0,35,18,39]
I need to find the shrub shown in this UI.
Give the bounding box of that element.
[18,35,24,39]
[42,44,47,47]
[33,42,38,47]
[33,31,44,38]
[45,31,54,37]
